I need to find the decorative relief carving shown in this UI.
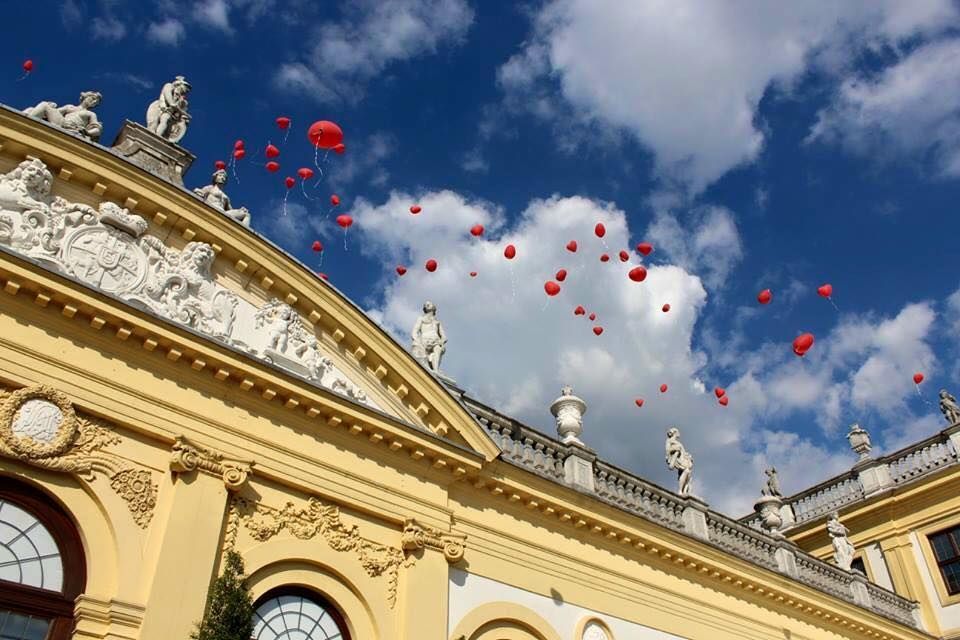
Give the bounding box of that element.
[401,518,466,563]
[0,384,158,528]
[0,158,381,411]
[232,496,405,607]
[169,435,251,490]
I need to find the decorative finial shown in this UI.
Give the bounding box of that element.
[847,423,872,461]
[550,386,587,445]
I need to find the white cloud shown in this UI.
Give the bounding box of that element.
[147,18,186,46]
[461,148,489,174]
[809,38,960,177]
[193,0,232,33]
[498,1,958,192]
[92,15,127,40]
[645,206,743,289]
[60,0,83,28]
[275,0,474,102]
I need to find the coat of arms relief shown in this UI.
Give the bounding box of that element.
[0,158,376,409]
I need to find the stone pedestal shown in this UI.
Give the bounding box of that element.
[754,494,785,538]
[563,443,596,493]
[682,495,710,541]
[854,458,893,496]
[110,120,195,186]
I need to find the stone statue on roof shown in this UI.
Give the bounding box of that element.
[665,427,693,497]
[940,389,960,425]
[411,301,446,373]
[146,76,191,143]
[827,512,856,571]
[193,169,251,226]
[761,467,782,498]
[23,91,104,142]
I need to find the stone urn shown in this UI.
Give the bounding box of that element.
[550,386,587,445]
[847,423,872,461]
[754,494,784,537]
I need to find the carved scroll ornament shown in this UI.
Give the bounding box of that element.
[169,435,251,490]
[401,518,466,563]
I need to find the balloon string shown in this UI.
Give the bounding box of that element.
[229,156,240,184]
[317,252,324,269]
[916,385,934,406]
[300,181,314,201]
[828,297,840,312]
[283,127,290,144]
[313,141,325,177]
[281,189,289,216]
[541,297,551,312]
[509,263,517,301]
[343,228,349,251]
[15,72,29,82]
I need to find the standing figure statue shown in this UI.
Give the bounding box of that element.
[23,91,104,141]
[761,467,783,497]
[827,512,856,571]
[665,427,694,497]
[146,76,191,143]
[193,169,251,226]
[940,389,960,425]
[411,301,447,373]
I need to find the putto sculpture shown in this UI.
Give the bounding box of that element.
[761,467,782,498]
[827,512,856,571]
[665,427,694,497]
[23,91,104,142]
[411,301,447,373]
[193,169,251,226]
[146,76,191,143]
[940,389,960,425]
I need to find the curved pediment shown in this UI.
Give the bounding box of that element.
[0,108,499,460]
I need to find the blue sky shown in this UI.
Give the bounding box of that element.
[6,1,960,512]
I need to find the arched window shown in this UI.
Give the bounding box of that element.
[252,587,350,640]
[0,477,86,640]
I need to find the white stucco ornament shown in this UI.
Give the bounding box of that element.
[550,385,587,445]
[11,399,63,444]
[0,158,379,412]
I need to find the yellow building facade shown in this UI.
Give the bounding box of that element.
[0,105,933,640]
[764,417,960,639]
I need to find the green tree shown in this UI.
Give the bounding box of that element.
[191,550,255,640]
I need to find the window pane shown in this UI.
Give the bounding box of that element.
[0,500,63,591]
[931,532,957,561]
[942,561,960,595]
[0,610,50,640]
[253,594,346,640]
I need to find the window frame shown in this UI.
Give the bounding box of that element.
[919,517,960,608]
[252,586,352,640]
[928,526,960,595]
[0,477,86,640]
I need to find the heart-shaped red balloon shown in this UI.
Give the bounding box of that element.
[233,149,246,160]
[594,222,606,238]
[635,398,644,408]
[757,289,772,304]
[544,281,561,296]
[214,160,226,170]
[396,266,406,276]
[275,116,291,130]
[593,326,603,336]
[619,250,629,262]
[425,259,438,272]
[566,240,578,253]
[600,253,610,262]
[817,284,833,298]
[913,372,924,384]
[330,194,340,206]
[333,143,346,154]
[588,313,596,321]
[311,240,323,252]
[636,242,653,255]
[574,305,585,315]
[660,384,668,393]
[628,266,647,282]
[719,396,729,406]
[265,144,280,158]
[556,269,567,282]
[298,167,314,180]
[285,177,295,189]
[504,244,516,260]
[662,303,671,312]
[266,161,280,173]
[410,204,422,214]
[317,272,328,281]
[234,139,245,150]
[469,271,477,278]
[470,224,484,237]
[714,387,725,398]
[793,332,815,356]
[336,214,352,228]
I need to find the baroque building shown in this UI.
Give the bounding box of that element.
[0,82,935,640]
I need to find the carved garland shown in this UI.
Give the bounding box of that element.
[0,384,158,528]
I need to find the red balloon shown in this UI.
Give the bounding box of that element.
[636,242,653,256]
[276,116,291,130]
[715,387,726,398]
[470,224,484,237]
[410,205,422,214]
[817,283,833,298]
[594,222,606,238]
[425,259,438,272]
[566,240,578,253]
[504,244,517,260]
[793,332,815,357]
[719,396,729,406]
[588,313,596,321]
[913,372,924,385]
[469,271,478,277]
[266,161,280,173]
[285,176,295,189]
[757,289,772,305]
[635,398,644,408]
[22,59,33,73]
[662,303,671,312]
[336,214,353,229]
[556,269,567,282]
[619,250,629,262]
[593,326,604,336]
[396,266,407,276]
[307,120,344,149]
[233,149,246,160]
[600,253,610,262]
[317,272,329,281]
[214,160,227,170]
[265,144,280,158]
[311,240,323,252]
[544,281,561,296]
[574,305,585,316]
[660,384,668,393]
[297,167,314,180]
[234,140,245,150]
[333,143,346,154]
[330,194,340,206]
[628,266,647,282]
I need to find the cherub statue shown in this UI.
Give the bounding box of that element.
[665,427,694,497]
[23,91,104,141]
[193,169,251,226]
[146,76,191,143]
[411,301,447,372]
[827,512,856,571]
[940,389,960,425]
[761,467,782,498]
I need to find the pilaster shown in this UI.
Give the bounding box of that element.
[880,535,939,635]
[398,531,453,640]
